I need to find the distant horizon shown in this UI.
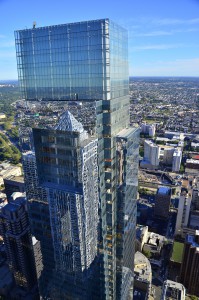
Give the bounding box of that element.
[1,75,199,83]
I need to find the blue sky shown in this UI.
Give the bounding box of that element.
[0,0,199,79]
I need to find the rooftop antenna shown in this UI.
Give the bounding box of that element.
[33,21,36,29]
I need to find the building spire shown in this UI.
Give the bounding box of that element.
[55,110,84,133]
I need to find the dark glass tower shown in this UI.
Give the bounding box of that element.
[33,112,99,299]
[0,195,39,299]
[15,19,139,299]
[180,231,199,297]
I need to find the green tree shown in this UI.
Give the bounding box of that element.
[142,249,151,259]
[189,295,198,300]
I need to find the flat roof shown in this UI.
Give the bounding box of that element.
[157,186,171,195]
[116,126,139,139]
[171,242,184,263]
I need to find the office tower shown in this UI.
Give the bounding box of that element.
[22,151,56,294]
[192,185,199,210]
[32,111,99,299]
[141,123,155,137]
[172,149,182,172]
[0,194,39,299]
[161,280,185,300]
[142,140,159,169]
[154,187,171,220]
[134,251,152,299]
[15,18,139,299]
[163,148,175,165]
[3,175,25,201]
[180,231,199,297]
[116,128,139,299]
[175,189,191,236]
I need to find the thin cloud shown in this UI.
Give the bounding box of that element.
[131,43,184,51]
[124,17,199,28]
[133,30,172,37]
[131,58,199,76]
[151,17,199,26]
[0,51,16,59]
[0,40,15,48]
[131,27,199,38]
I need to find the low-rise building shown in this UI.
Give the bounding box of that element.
[161,280,185,300]
[134,251,152,299]
[3,175,25,201]
[185,159,199,173]
[0,162,22,186]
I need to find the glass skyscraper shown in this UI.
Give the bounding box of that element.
[15,19,139,299]
[15,19,128,102]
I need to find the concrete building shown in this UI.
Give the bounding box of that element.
[141,140,160,169]
[0,162,21,185]
[135,225,149,252]
[163,148,175,165]
[154,186,171,220]
[161,280,185,300]
[172,149,182,172]
[134,251,152,299]
[175,189,191,237]
[3,175,25,201]
[180,230,199,297]
[141,123,156,137]
[0,113,6,119]
[142,232,166,264]
[185,159,199,173]
[192,185,199,210]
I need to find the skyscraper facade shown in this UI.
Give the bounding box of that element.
[15,19,139,299]
[0,195,39,299]
[33,112,99,299]
[154,187,171,220]
[180,231,199,297]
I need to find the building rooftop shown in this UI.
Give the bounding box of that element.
[134,251,152,283]
[116,126,139,139]
[171,242,184,263]
[55,110,84,133]
[162,280,185,300]
[16,18,110,32]
[4,175,24,183]
[136,225,148,241]
[186,231,199,248]
[157,186,171,195]
[186,159,199,165]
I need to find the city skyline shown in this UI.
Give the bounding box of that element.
[0,0,199,80]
